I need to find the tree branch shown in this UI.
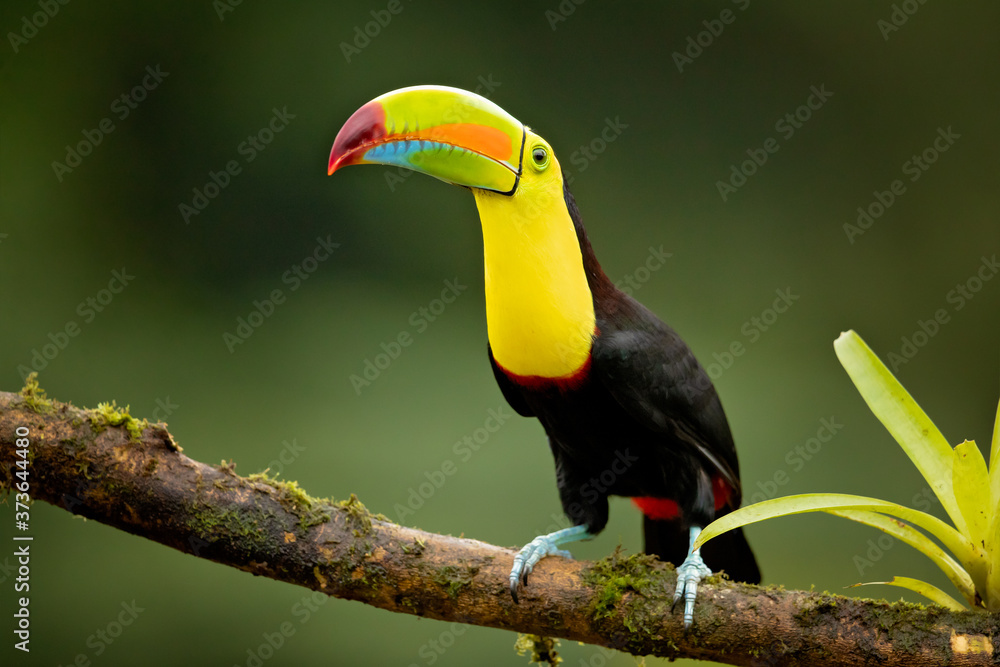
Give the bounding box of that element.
[1,383,997,666]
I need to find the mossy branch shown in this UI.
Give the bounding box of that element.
[1,382,998,666]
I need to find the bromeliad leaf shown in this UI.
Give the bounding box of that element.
[694,492,980,567]
[986,400,1000,609]
[699,330,998,610]
[826,508,976,604]
[833,330,967,537]
[850,577,966,612]
[989,398,1000,510]
[952,440,989,549]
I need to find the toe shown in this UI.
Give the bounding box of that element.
[672,574,686,604]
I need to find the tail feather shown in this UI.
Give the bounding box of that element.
[643,515,761,584]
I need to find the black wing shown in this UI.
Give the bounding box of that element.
[590,311,742,501]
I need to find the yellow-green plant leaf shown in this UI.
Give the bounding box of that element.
[988,398,1000,539]
[988,514,1000,612]
[833,330,966,536]
[953,440,989,549]
[695,493,981,574]
[849,577,967,611]
[989,398,1000,488]
[985,398,1000,610]
[827,509,976,604]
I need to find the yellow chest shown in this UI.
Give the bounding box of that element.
[473,186,595,379]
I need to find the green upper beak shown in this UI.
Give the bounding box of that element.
[328,85,526,195]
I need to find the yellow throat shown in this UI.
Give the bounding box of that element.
[472,165,595,380]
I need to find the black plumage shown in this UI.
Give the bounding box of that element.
[490,178,761,585]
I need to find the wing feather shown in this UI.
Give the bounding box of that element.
[591,323,742,497]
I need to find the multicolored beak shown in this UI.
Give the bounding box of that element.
[328,85,525,195]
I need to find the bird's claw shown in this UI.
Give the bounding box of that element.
[672,552,712,628]
[509,535,573,603]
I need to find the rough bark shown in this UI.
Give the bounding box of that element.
[1,384,997,666]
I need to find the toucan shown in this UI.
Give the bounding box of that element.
[328,85,760,626]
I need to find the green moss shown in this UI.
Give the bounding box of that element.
[187,503,272,553]
[362,563,389,591]
[347,538,374,559]
[581,547,659,622]
[401,539,426,556]
[331,544,388,591]
[103,478,130,497]
[434,564,479,599]
[247,472,332,532]
[337,493,373,533]
[88,400,148,442]
[249,473,305,504]
[299,507,332,530]
[19,372,53,414]
[514,634,562,665]
[794,595,841,628]
[194,469,207,494]
[59,436,84,451]
[74,457,92,479]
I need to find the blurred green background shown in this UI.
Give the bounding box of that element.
[2,1,998,665]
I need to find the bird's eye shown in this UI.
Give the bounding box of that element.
[531,147,548,169]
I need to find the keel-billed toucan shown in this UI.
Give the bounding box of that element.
[328,85,760,626]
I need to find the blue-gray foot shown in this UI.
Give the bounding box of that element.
[509,525,592,602]
[672,526,713,628]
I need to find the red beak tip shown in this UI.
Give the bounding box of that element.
[327,152,343,176]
